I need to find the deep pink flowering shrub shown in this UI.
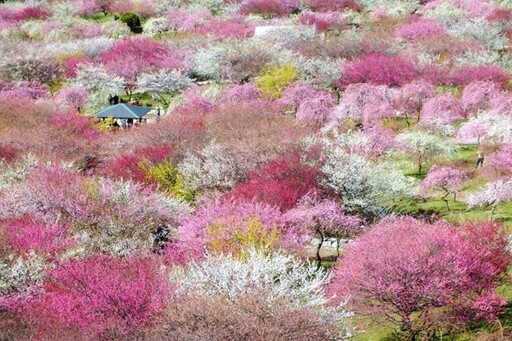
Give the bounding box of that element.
[99,37,184,86]
[3,218,73,257]
[0,143,19,163]
[419,165,467,210]
[303,0,361,12]
[340,53,417,87]
[100,145,173,183]
[62,56,93,78]
[19,255,169,338]
[328,217,510,338]
[14,7,51,21]
[299,11,348,31]
[394,19,446,41]
[50,112,99,140]
[240,0,300,17]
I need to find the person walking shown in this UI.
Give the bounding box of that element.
[476,151,484,168]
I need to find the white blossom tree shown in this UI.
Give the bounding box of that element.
[137,69,192,106]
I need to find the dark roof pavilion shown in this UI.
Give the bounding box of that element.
[96,103,151,119]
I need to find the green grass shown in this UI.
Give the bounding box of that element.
[81,13,116,23]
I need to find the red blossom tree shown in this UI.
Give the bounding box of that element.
[328,217,511,339]
[227,151,327,211]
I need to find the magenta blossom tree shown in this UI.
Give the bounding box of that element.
[328,217,511,339]
[419,165,467,210]
[17,254,169,339]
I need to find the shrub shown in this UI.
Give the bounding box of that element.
[120,12,141,33]
[240,0,300,17]
[303,0,361,12]
[256,63,300,99]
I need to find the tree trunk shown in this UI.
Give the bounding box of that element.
[315,228,324,270]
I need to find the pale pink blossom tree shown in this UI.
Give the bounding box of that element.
[419,165,467,210]
[282,192,361,266]
[461,81,499,115]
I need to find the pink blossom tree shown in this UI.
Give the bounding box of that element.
[328,217,511,339]
[295,91,336,126]
[282,192,361,266]
[467,180,512,215]
[334,83,397,126]
[455,121,488,147]
[419,165,467,210]
[397,80,436,125]
[461,81,499,115]
[419,93,465,130]
[483,144,512,180]
[54,86,88,112]
[278,84,318,113]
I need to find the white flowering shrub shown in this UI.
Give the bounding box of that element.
[0,252,46,297]
[137,69,192,104]
[187,0,226,14]
[143,17,171,36]
[322,135,416,211]
[171,249,331,306]
[0,154,38,191]
[423,2,468,28]
[178,142,244,192]
[44,37,114,57]
[359,0,420,16]
[448,19,508,51]
[295,56,344,87]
